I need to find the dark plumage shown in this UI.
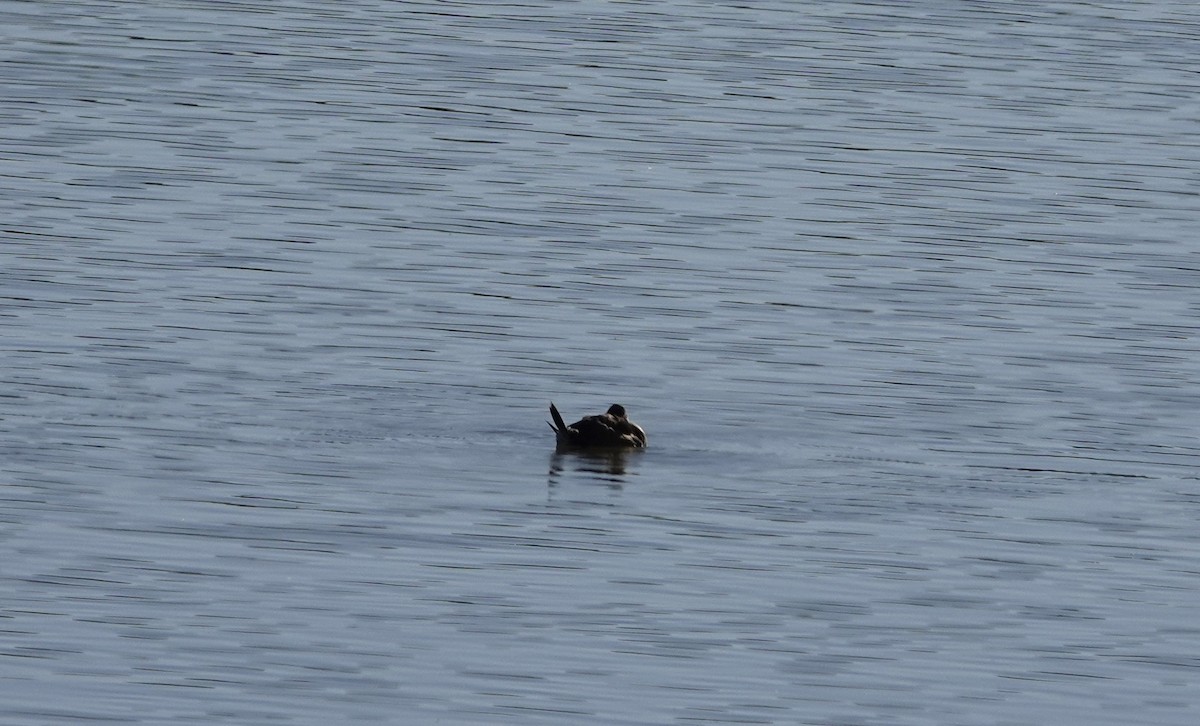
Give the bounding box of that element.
[548,402,647,449]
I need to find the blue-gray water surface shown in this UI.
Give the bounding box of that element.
[3,1,1199,724]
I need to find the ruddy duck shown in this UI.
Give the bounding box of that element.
[548,402,646,449]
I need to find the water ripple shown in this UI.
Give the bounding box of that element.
[3,1,1199,724]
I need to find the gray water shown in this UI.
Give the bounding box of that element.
[3,1,1199,724]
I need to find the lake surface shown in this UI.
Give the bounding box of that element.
[3,1,1199,723]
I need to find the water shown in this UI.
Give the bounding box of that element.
[3,1,1199,723]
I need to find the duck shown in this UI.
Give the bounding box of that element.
[548,402,647,449]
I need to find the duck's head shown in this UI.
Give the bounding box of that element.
[607,404,628,418]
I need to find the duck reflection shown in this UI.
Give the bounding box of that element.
[547,447,641,487]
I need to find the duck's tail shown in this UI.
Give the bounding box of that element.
[548,402,569,434]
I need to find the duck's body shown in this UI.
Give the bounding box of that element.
[549,403,646,449]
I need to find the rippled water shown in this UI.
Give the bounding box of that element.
[3,1,1199,724]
